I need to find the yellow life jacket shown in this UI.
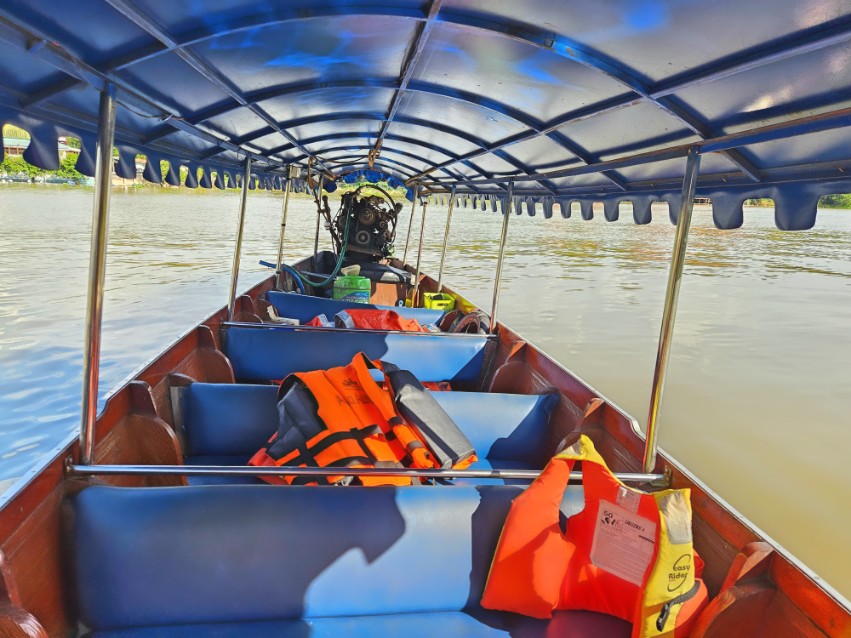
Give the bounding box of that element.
[481,434,708,637]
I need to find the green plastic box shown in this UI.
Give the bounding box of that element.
[332,275,371,303]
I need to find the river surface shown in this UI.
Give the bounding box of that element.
[1,185,849,600]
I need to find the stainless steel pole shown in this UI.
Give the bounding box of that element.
[68,463,665,484]
[313,176,324,266]
[411,200,429,306]
[402,184,420,264]
[227,157,251,322]
[489,183,513,334]
[642,147,701,473]
[436,185,456,292]
[274,167,292,290]
[79,88,116,466]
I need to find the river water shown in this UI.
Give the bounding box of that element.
[1,184,849,599]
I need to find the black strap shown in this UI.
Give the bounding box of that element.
[656,579,702,631]
[282,426,381,465]
[290,456,374,486]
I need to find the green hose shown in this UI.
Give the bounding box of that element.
[283,197,353,289]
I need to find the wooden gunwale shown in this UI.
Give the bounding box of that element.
[0,260,846,636]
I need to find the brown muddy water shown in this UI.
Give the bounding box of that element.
[1,184,849,599]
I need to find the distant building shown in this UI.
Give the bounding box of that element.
[2,136,80,159]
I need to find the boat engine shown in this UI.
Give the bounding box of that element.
[331,185,403,262]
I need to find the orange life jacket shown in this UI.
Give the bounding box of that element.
[481,435,708,637]
[248,353,471,486]
[306,309,427,332]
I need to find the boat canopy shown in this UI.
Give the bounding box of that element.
[1,0,850,228]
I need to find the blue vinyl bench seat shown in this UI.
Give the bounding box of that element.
[72,485,630,637]
[222,324,490,384]
[174,383,559,485]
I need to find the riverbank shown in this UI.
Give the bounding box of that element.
[0,179,406,200]
[747,194,851,208]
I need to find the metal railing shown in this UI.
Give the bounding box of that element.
[67,463,666,484]
[226,157,252,322]
[79,88,116,466]
[642,147,701,473]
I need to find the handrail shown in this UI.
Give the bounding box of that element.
[67,463,667,484]
[411,200,429,305]
[226,157,251,321]
[274,165,293,288]
[642,147,701,473]
[79,89,116,466]
[489,182,512,333]
[402,184,420,263]
[436,185,456,292]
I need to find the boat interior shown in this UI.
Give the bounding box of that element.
[0,258,844,637]
[0,0,850,636]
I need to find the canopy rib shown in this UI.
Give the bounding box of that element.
[0,13,281,170]
[172,78,624,190]
[99,0,325,169]
[372,0,444,155]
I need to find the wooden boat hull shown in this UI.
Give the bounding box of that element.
[0,258,847,637]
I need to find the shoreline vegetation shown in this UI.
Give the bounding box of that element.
[3,126,850,208]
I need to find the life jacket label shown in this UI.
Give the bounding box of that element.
[590,500,657,586]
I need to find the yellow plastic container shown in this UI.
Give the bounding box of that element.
[423,292,456,311]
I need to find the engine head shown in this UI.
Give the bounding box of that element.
[332,186,403,262]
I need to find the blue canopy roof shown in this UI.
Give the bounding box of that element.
[0,0,850,228]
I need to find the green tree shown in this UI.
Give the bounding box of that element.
[0,155,46,181]
[55,153,84,181]
[820,193,851,208]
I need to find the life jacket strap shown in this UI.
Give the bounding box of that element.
[656,579,702,631]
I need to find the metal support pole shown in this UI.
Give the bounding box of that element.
[642,147,701,473]
[402,184,420,264]
[437,185,456,292]
[79,88,116,466]
[313,176,324,266]
[411,200,428,306]
[67,462,666,484]
[227,157,251,322]
[274,167,292,290]
[489,183,513,334]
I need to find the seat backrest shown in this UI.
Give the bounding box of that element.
[178,383,557,463]
[266,291,443,325]
[223,325,489,384]
[179,383,279,456]
[71,484,523,631]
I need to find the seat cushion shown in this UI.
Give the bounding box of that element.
[72,485,522,630]
[182,384,279,456]
[223,326,488,384]
[87,609,630,637]
[432,391,558,465]
[180,384,557,466]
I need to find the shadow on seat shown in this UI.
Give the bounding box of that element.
[70,484,631,637]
